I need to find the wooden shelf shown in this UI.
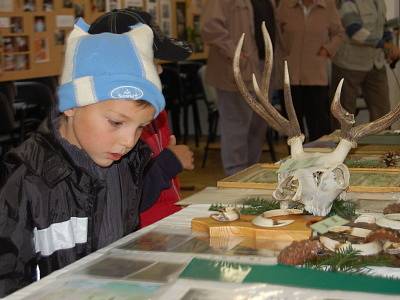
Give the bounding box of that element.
[0,0,208,81]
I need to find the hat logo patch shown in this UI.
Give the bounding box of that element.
[111,86,144,99]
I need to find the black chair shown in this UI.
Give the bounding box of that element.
[160,62,204,146]
[14,81,55,136]
[176,61,204,146]
[160,64,183,139]
[0,92,20,157]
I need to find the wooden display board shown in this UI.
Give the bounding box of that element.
[217,163,400,193]
[0,0,208,82]
[192,214,322,242]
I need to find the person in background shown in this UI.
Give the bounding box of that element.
[0,18,169,296]
[89,9,194,227]
[276,0,344,141]
[201,0,277,176]
[331,0,400,125]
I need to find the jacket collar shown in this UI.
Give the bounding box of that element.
[289,0,327,8]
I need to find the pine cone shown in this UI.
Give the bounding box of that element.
[383,203,400,215]
[382,152,400,167]
[278,240,324,265]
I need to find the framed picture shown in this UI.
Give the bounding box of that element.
[63,0,73,9]
[15,36,29,52]
[54,29,66,45]
[34,16,46,32]
[175,2,187,40]
[10,17,23,33]
[43,0,53,11]
[4,54,15,71]
[14,54,29,70]
[0,0,14,12]
[125,0,144,9]
[92,0,106,12]
[145,0,159,24]
[23,0,36,12]
[106,0,121,11]
[3,37,14,53]
[34,37,49,63]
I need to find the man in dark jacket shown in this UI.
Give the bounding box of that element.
[0,17,170,297]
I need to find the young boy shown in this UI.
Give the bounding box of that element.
[88,8,194,227]
[0,18,166,296]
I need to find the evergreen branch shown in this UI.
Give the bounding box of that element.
[239,197,280,215]
[305,247,392,274]
[329,199,358,219]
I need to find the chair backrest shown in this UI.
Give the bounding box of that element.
[198,65,218,109]
[0,92,16,134]
[14,81,55,122]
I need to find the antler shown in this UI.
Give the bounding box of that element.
[331,84,400,144]
[233,22,302,140]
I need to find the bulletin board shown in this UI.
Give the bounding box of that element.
[0,0,208,82]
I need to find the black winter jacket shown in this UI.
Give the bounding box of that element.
[0,117,180,297]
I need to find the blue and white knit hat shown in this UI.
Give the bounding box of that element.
[57,18,165,116]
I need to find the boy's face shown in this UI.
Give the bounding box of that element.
[62,100,155,167]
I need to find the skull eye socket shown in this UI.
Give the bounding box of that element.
[332,167,346,187]
[313,171,323,186]
[276,176,299,199]
[282,176,298,192]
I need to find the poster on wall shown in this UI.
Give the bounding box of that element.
[106,0,121,11]
[91,0,106,12]
[0,0,13,12]
[160,0,172,36]
[175,2,187,40]
[190,0,203,15]
[125,0,144,10]
[145,0,159,23]
[34,37,49,63]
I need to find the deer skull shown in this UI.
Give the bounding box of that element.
[233,23,400,216]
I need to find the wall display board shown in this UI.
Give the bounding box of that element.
[0,0,208,82]
[0,0,75,81]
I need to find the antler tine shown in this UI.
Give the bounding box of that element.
[348,103,400,142]
[330,79,355,140]
[260,21,272,96]
[233,33,288,134]
[253,74,290,130]
[282,61,302,138]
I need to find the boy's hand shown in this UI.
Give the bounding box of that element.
[168,135,194,170]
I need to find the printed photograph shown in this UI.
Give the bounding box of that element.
[15,36,29,52]
[3,37,15,53]
[4,54,15,71]
[176,2,187,40]
[92,0,106,12]
[118,231,191,252]
[107,0,121,11]
[14,54,29,70]
[79,257,154,278]
[43,0,53,11]
[34,16,46,32]
[54,29,66,45]
[126,262,185,283]
[28,278,160,300]
[63,0,73,8]
[10,17,23,33]
[23,0,36,12]
[33,37,49,63]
